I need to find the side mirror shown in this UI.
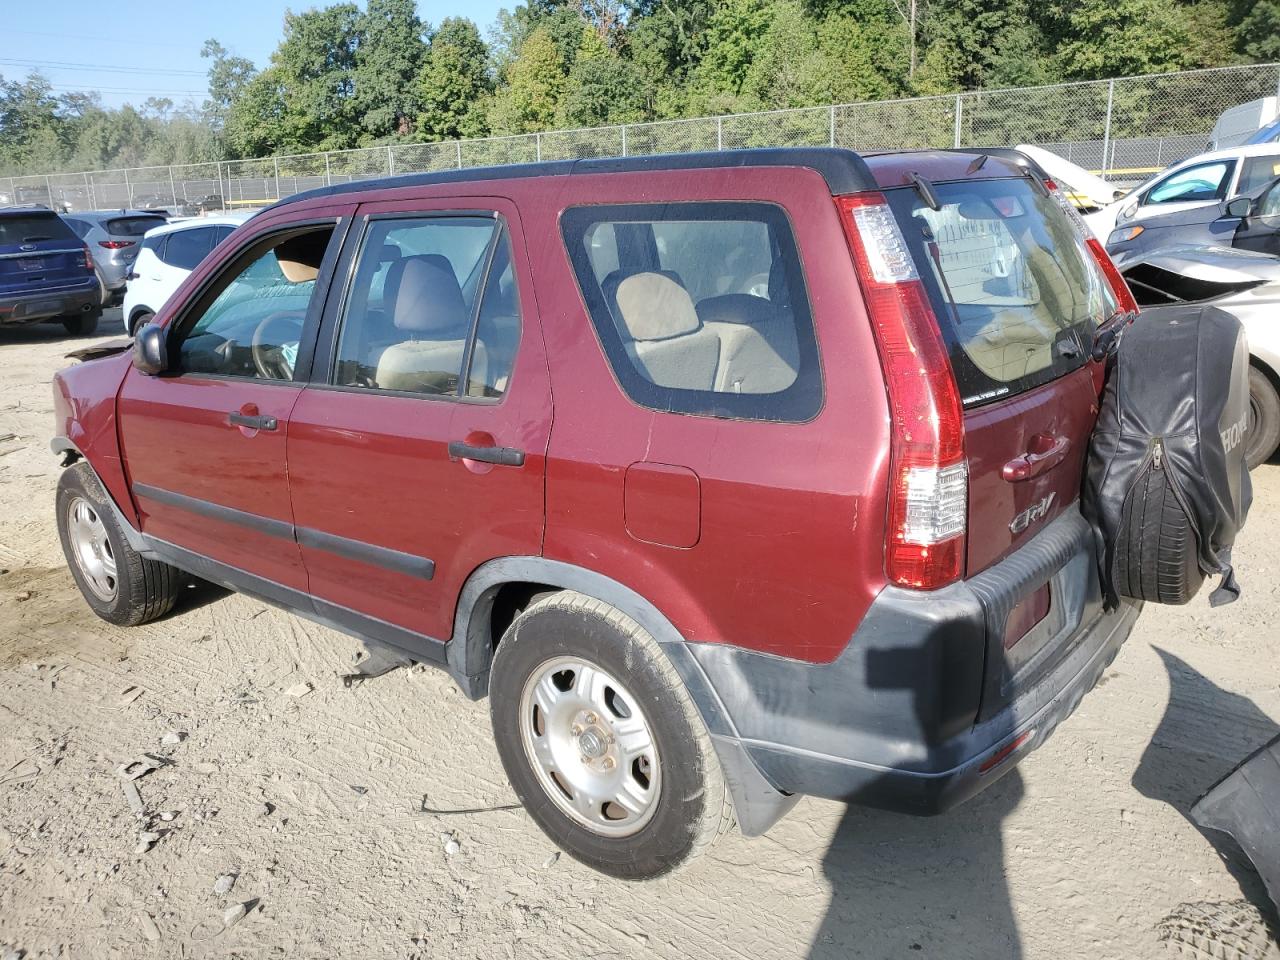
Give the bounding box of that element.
[1225,196,1252,219]
[132,323,169,375]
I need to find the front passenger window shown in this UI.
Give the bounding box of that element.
[176,226,335,381]
[334,216,519,399]
[1147,161,1233,205]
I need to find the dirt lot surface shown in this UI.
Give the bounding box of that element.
[1,316,1278,960]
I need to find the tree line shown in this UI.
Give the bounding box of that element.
[2,0,1276,177]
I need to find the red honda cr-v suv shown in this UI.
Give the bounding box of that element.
[51,148,1141,879]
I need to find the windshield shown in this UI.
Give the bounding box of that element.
[884,177,1113,406]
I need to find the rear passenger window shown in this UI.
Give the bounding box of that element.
[332,216,519,399]
[562,203,821,422]
[164,227,214,270]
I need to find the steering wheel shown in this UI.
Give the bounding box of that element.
[251,311,305,380]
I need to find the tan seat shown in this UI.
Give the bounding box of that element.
[375,256,487,395]
[696,294,799,394]
[614,273,720,391]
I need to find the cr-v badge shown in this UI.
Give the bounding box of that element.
[1010,492,1056,533]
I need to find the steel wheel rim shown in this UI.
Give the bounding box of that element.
[67,497,117,602]
[518,655,661,838]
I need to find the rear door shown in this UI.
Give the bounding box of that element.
[118,210,352,593]
[883,177,1118,575]
[285,197,550,646]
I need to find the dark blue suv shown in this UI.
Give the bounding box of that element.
[0,207,101,335]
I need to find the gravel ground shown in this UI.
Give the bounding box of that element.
[1,315,1278,959]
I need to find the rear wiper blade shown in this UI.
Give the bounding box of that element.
[909,172,942,211]
[21,235,53,242]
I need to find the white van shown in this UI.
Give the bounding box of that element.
[1208,97,1279,151]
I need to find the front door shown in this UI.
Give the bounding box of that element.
[285,199,551,644]
[1235,178,1280,256]
[118,213,351,593]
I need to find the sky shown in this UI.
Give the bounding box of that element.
[0,0,509,110]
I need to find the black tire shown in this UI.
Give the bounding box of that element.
[1156,900,1280,959]
[1246,365,1280,470]
[61,310,100,337]
[489,591,732,880]
[129,310,154,337]
[1114,467,1203,604]
[56,462,183,626]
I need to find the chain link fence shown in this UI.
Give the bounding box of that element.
[2,63,1277,213]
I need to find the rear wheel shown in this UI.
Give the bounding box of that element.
[1246,365,1280,470]
[61,310,100,337]
[56,463,183,626]
[489,591,732,879]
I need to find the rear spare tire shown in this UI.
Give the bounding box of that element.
[1113,465,1203,605]
[489,591,732,879]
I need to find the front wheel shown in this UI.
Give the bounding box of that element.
[1246,366,1280,470]
[489,591,732,880]
[129,310,154,337]
[56,463,184,626]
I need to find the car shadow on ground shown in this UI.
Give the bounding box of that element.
[803,637,1026,958]
[807,772,1026,959]
[1132,648,1280,925]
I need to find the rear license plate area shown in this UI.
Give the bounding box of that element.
[17,258,46,272]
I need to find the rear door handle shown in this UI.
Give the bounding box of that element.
[229,412,277,431]
[1003,434,1069,481]
[448,441,525,467]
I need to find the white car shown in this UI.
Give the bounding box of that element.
[122,213,255,335]
[1084,143,1280,243]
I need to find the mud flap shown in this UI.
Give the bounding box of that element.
[1190,733,1280,917]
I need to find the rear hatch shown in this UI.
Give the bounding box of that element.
[102,215,167,265]
[882,176,1120,580]
[0,211,89,293]
[875,171,1129,722]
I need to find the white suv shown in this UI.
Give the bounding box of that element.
[122,213,254,335]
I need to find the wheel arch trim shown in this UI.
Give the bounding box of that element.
[448,556,800,836]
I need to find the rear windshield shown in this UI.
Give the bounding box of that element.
[107,216,167,237]
[884,177,1115,406]
[0,213,76,245]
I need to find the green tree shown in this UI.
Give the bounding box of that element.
[487,26,567,134]
[558,25,649,124]
[1049,0,1193,80]
[201,40,257,132]
[418,17,494,140]
[1234,0,1280,60]
[267,4,363,152]
[354,0,428,141]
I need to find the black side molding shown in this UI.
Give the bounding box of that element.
[297,527,434,580]
[134,482,294,540]
[133,483,434,580]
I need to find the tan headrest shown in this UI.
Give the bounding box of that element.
[391,256,468,334]
[615,272,699,341]
[274,231,329,283]
[695,293,777,326]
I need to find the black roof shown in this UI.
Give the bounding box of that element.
[271,147,878,211]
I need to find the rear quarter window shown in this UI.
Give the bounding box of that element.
[561,202,822,423]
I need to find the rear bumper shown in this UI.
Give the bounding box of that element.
[0,281,100,324]
[691,508,1141,822]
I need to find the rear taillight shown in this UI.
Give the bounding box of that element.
[1044,178,1139,317]
[1084,237,1139,316]
[81,246,94,271]
[98,240,136,249]
[836,193,967,590]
